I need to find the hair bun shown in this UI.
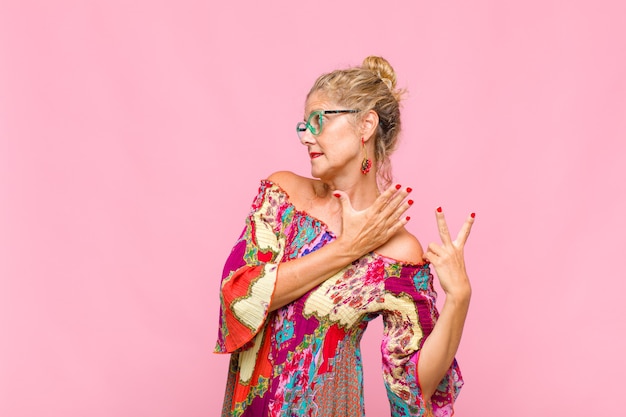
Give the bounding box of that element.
[361,56,404,102]
[361,56,397,89]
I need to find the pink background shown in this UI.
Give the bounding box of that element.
[1,1,625,416]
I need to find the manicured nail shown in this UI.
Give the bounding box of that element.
[395,184,402,190]
[437,207,442,212]
[471,212,476,218]
[405,216,410,221]
[408,200,414,205]
[333,193,340,198]
[406,187,412,193]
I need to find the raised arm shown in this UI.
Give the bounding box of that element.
[419,208,475,402]
[215,180,412,353]
[269,182,412,310]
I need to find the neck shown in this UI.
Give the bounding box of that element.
[320,170,380,211]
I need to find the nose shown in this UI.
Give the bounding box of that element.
[299,128,316,146]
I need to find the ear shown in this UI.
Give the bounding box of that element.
[360,110,379,142]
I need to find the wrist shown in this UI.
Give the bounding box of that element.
[443,285,471,308]
[332,236,361,262]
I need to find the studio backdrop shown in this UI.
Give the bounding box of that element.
[1,1,625,416]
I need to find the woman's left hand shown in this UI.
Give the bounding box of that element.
[422,208,475,300]
[418,208,475,401]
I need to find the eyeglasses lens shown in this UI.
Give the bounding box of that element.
[296,112,323,139]
[296,122,307,139]
[309,112,322,134]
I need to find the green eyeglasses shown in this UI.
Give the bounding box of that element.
[296,109,360,140]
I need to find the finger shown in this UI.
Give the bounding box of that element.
[422,246,440,264]
[427,242,443,257]
[378,184,413,215]
[333,190,354,214]
[386,213,411,236]
[385,197,413,225]
[435,207,453,246]
[422,252,432,263]
[376,183,401,204]
[371,183,402,213]
[454,212,475,247]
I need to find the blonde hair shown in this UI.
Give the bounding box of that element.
[307,56,405,187]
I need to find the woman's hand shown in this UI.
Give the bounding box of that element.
[422,208,475,301]
[418,208,475,401]
[268,183,412,310]
[333,184,412,259]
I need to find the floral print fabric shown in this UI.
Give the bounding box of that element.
[215,180,463,416]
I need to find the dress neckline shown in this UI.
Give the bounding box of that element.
[261,179,429,269]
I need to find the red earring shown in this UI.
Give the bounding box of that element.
[360,137,372,174]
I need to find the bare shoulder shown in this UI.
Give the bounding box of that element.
[267,170,299,186]
[376,228,424,265]
[266,171,317,199]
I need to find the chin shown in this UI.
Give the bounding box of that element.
[310,168,322,179]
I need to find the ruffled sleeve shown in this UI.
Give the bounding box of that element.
[381,263,463,417]
[214,181,287,354]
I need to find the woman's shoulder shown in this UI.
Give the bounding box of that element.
[376,227,424,265]
[266,171,318,200]
[267,171,314,187]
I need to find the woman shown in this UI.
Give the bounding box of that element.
[215,56,475,417]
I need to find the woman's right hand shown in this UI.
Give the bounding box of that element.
[333,184,413,259]
[268,182,413,311]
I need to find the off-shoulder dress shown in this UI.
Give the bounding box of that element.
[215,180,463,417]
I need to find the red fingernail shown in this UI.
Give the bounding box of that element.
[406,187,412,193]
[408,200,414,205]
[406,216,411,221]
[333,193,340,198]
[437,207,442,212]
[471,212,476,218]
[395,184,401,190]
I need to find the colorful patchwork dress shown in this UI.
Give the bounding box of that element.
[215,180,463,417]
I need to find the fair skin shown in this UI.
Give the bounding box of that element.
[268,91,474,403]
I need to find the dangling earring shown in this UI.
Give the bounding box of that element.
[360,137,372,175]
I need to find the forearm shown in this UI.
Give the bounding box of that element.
[260,181,411,312]
[417,288,471,401]
[269,238,358,311]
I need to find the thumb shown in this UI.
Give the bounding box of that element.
[333,190,353,213]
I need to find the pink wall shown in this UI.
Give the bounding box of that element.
[1,1,625,416]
